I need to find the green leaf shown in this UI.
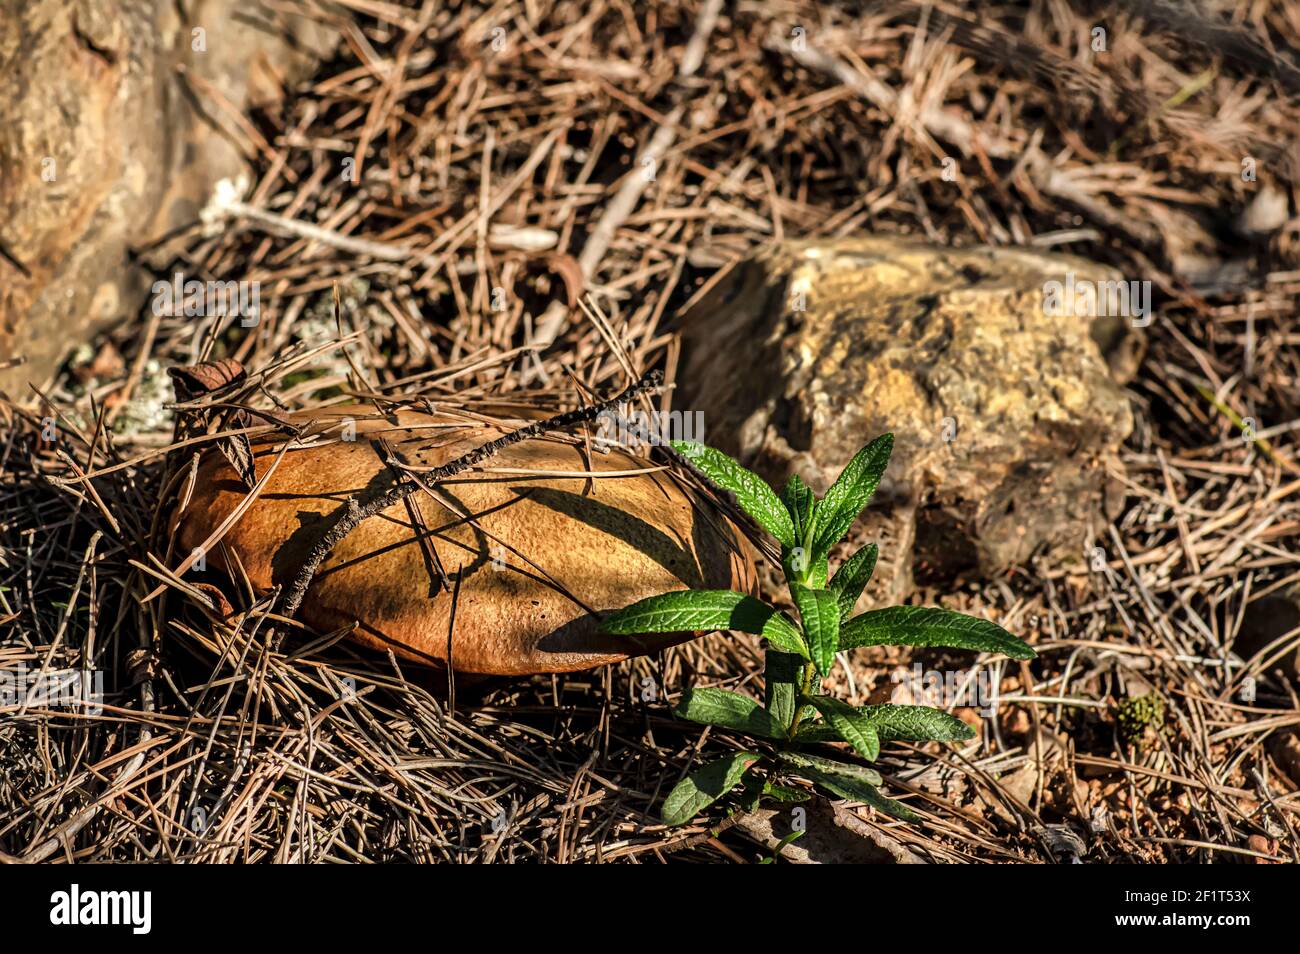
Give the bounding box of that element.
[796,704,976,744]
[762,781,811,803]
[791,583,841,676]
[828,543,878,619]
[759,828,806,862]
[803,694,881,760]
[764,650,802,727]
[863,704,976,742]
[810,551,829,588]
[672,441,794,547]
[852,784,922,822]
[674,687,788,739]
[780,473,816,543]
[783,547,828,590]
[778,749,883,785]
[839,606,1036,660]
[779,751,914,819]
[599,589,807,657]
[661,752,763,826]
[813,434,893,553]
[807,771,921,822]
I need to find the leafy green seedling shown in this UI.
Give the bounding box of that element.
[600,434,1036,826]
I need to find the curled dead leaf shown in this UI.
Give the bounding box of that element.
[190,581,234,618]
[545,253,585,308]
[217,408,257,489]
[167,357,247,402]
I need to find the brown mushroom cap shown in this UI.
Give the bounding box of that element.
[174,405,758,675]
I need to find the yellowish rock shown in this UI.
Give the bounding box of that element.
[677,238,1136,600]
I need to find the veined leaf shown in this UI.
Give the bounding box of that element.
[796,703,976,744]
[813,434,893,553]
[792,584,840,676]
[218,428,257,490]
[762,781,811,803]
[599,589,807,657]
[804,770,921,822]
[777,473,825,589]
[779,750,913,819]
[839,605,1036,660]
[780,473,816,543]
[779,750,882,787]
[804,693,880,760]
[672,441,794,547]
[809,551,829,588]
[674,687,787,739]
[828,543,878,619]
[764,650,803,728]
[783,547,829,590]
[661,751,762,826]
[736,773,764,813]
[853,784,921,822]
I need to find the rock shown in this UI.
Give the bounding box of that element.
[173,405,758,675]
[0,0,334,398]
[676,238,1136,602]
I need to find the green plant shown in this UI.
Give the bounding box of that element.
[599,434,1037,826]
[1116,692,1165,747]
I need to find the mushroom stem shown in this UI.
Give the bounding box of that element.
[275,369,663,619]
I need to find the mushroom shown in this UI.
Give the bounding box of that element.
[173,404,758,674]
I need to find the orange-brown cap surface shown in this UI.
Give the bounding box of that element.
[174,406,758,674]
